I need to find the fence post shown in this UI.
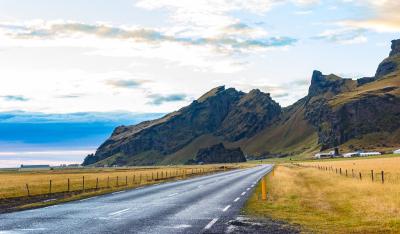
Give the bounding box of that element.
[26,183,30,196]
[107,176,110,188]
[96,178,99,190]
[340,168,342,175]
[359,172,362,180]
[352,169,354,178]
[49,180,52,195]
[126,176,128,186]
[346,170,348,177]
[67,178,70,192]
[82,176,85,192]
[371,170,374,182]
[133,175,135,184]
[381,171,384,184]
[140,174,142,184]
[117,176,119,187]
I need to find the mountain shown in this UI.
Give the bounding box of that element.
[83,39,400,166]
[83,87,281,166]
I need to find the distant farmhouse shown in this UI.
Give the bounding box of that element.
[316,149,382,159]
[19,164,50,171]
[314,151,335,159]
[394,149,400,154]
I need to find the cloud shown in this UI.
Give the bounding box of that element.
[313,28,368,44]
[0,21,297,54]
[56,94,82,99]
[147,94,187,105]
[0,111,164,123]
[1,95,29,102]
[106,79,147,89]
[338,0,400,32]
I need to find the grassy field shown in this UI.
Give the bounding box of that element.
[244,159,400,233]
[302,155,400,184]
[0,164,243,199]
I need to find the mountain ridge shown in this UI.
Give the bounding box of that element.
[83,38,400,166]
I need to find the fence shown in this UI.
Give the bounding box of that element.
[293,163,400,184]
[1,167,227,200]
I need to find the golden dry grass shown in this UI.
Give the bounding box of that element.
[244,163,400,233]
[0,164,243,199]
[303,156,400,184]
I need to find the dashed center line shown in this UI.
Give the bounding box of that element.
[204,218,219,230]
[109,208,130,216]
[222,205,231,212]
[168,193,179,197]
[241,192,246,196]
[246,188,250,191]
[234,197,240,202]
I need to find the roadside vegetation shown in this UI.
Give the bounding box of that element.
[0,164,246,212]
[245,157,400,233]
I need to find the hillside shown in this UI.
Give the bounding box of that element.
[83,39,400,166]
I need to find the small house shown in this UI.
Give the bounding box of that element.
[314,152,334,159]
[359,152,381,157]
[19,164,50,171]
[394,149,400,154]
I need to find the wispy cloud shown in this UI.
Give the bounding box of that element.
[0,21,297,54]
[106,79,148,89]
[338,0,400,32]
[1,95,29,102]
[313,28,368,44]
[147,94,187,105]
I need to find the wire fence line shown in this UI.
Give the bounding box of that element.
[293,163,400,185]
[1,167,228,199]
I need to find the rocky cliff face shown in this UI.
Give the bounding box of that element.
[83,86,281,166]
[189,143,246,164]
[304,39,400,150]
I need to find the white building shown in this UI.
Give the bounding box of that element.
[19,164,50,171]
[343,152,359,158]
[394,149,400,154]
[314,151,334,159]
[359,152,381,157]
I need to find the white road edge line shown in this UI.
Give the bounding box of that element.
[204,218,219,230]
[234,197,240,202]
[109,208,130,216]
[241,192,246,196]
[112,191,125,195]
[168,193,179,197]
[80,197,93,202]
[222,205,231,212]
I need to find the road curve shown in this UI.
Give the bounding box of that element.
[0,165,273,234]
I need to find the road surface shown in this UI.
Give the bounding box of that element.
[0,165,273,234]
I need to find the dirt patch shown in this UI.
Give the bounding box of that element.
[226,216,300,234]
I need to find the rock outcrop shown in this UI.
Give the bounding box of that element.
[84,86,281,166]
[375,40,400,78]
[190,143,246,164]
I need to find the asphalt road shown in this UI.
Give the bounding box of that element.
[0,165,273,234]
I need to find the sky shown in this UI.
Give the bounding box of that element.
[0,0,399,167]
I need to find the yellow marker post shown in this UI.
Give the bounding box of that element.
[261,177,267,201]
